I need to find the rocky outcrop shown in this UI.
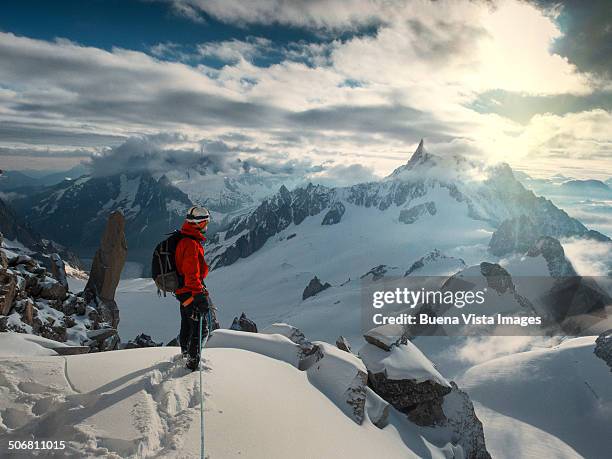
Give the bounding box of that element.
[336,336,352,353]
[398,201,436,224]
[360,337,451,426]
[124,333,163,349]
[360,325,491,458]
[85,211,127,334]
[361,265,393,281]
[0,240,114,352]
[526,236,576,277]
[594,330,612,372]
[488,215,540,256]
[321,201,345,225]
[0,269,17,316]
[230,312,258,333]
[404,249,466,276]
[302,275,331,300]
[443,382,491,459]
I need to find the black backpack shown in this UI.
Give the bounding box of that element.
[151,231,198,296]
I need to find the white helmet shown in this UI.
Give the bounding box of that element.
[185,206,210,224]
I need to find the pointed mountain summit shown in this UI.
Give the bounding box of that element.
[387,139,436,179]
[407,139,426,167]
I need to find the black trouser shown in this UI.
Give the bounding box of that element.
[178,295,208,359]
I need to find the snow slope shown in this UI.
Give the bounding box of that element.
[0,332,456,459]
[456,336,612,459]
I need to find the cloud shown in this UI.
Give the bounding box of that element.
[87,136,243,177]
[450,335,560,366]
[306,163,380,186]
[561,237,612,276]
[168,0,389,30]
[0,1,609,178]
[531,0,612,81]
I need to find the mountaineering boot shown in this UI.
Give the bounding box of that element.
[186,356,200,371]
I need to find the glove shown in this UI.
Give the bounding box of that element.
[192,292,210,314]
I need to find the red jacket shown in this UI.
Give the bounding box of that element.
[175,221,209,298]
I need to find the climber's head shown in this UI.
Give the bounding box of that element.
[185,206,210,233]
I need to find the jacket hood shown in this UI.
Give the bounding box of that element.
[180,221,207,241]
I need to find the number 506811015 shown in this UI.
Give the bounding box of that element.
[8,440,66,450]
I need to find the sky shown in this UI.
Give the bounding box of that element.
[0,0,610,179]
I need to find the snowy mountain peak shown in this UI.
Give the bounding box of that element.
[407,138,426,166]
[387,139,437,178]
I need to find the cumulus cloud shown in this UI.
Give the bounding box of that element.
[0,1,609,179]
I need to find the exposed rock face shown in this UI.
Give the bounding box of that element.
[368,372,451,426]
[302,275,331,300]
[85,211,127,331]
[526,236,576,277]
[321,201,345,225]
[211,183,333,268]
[488,215,539,256]
[479,262,515,294]
[489,214,609,257]
[0,270,17,315]
[594,330,612,371]
[398,201,436,224]
[443,382,492,459]
[49,253,68,289]
[230,312,258,333]
[124,333,163,349]
[336,336,352,353]
[404,249,466,277]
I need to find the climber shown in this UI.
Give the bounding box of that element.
[175,205,211,371]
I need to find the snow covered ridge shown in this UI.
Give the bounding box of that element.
[208,140,609,269]
[0,321,490,458]
[0,233,116,353]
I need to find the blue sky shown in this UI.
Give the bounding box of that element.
[0,0,610,178]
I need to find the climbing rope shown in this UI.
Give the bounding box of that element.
[199,309,213,459]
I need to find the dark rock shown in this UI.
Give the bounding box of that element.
[302,276,331,300]
[124,333,163,349]
[86,211,127,302]
[360,265,389,281]
[53,346,89,355]
[594,330,612,372]
[38,281,68,301]
[321,201,346,225]
[286,233,297,240]
[336,336,352,353]
[230,312,258,333]
[444,382,492,459]
[212,183,333,269]
[0,270,17,315]
[49,253,69,289]
[166,337,179,347]
[488,215,539,256]
[368,372,451,426]
[398,201,436,224]
[526,236,576,277]
[479,262,515,294]
[84,211,126,330]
